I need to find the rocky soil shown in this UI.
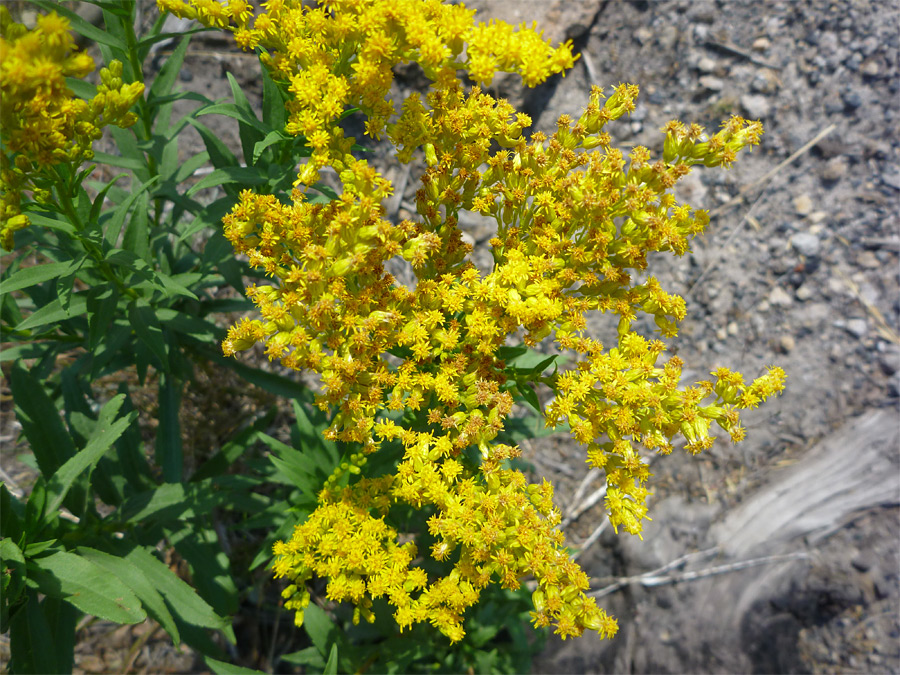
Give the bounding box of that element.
[3,0,898,673]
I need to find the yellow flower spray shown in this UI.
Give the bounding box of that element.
[158,0,785,642]
[0,7,145,249]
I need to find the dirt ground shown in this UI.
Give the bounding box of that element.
[3,0,899,673]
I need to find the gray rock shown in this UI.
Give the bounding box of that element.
[877,348,900,375]
[881,167,900,190]
[791,232,821,257]
[842,90,863,110]
[741,93,771,119]
[844,318,869,338]
[699,75,724,91]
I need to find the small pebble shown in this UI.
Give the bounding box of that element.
[791,232,821,257]
[845,318,869,338]
[856,251,880,269]
[793,194,814,216]
[795,284,814,301]
[634,27,653,45]
[727,321,739,336]
[741,93,771,119]
[809,211,829,224]
[769,286,793,307]
[881,167,900,190]
[697,56,717,73]
[778,335,796,353]
[861,59,880,77]
[878,349,900,375]
[699,76,724,91]
[821,156,849,182]
[842,90,863,110]
[752,37,771,51]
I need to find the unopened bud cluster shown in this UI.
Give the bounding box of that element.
[159,0,784,643]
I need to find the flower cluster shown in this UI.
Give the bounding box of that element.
[157,0,575,185]
[0,7,144,249]
[158,0,784,643]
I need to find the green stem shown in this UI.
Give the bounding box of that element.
[52,166,139,301]
[121,0,164,229]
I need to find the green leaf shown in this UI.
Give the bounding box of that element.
[8,590,62,674]
[252,130,289,164]
[227,70,265,165]
[27,211,76,236]
[91,151,146,171]
[292,399,338,465]
[45,395,136,518]
[67,76,97,100]
[22,539,57,557]
[120,546,228,631]
[87,285,120,351]
[260,434,318,494]
[248,508,304,570]
[27,551,146,624]
[1,261,77,295]
[105,175,160,247]
[152,270,199,301]
[157,308,221,344]
[324,644,339,675]
[186,117,239,170]
[204,656,266,674]
[122,191,151,261]
[0,485,24,543]
[25,476,47,540]
[136,26,210,54]
[281,646,325,668]
[10,365,77,479]
[172,149,211,184]
[128,299,169,371]
[88,171,130,225]
[14,294,88,332]
[260,63,287,131]
[169,527,238,617]
[1,538,27,620]
[76,546,180,645]
[186,166,268,197]
[156,374,182,482]
[148,35,192,116]
[116,480,233,526]
[515,382,542,415]
[304,603,337,658]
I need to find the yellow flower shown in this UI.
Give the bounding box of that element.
[162,0,788,643]
[0,7,144,249]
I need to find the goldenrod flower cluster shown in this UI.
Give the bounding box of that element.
[157,0,785,642]
[0,8,144,249]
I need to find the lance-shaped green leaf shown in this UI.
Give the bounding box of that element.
[27,551,146,624]
[77,547,180,644]
[120,545,229,631]
[0,261,77,295]
[45,395,136,518]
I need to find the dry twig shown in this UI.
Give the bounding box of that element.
[589,549,810,599]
